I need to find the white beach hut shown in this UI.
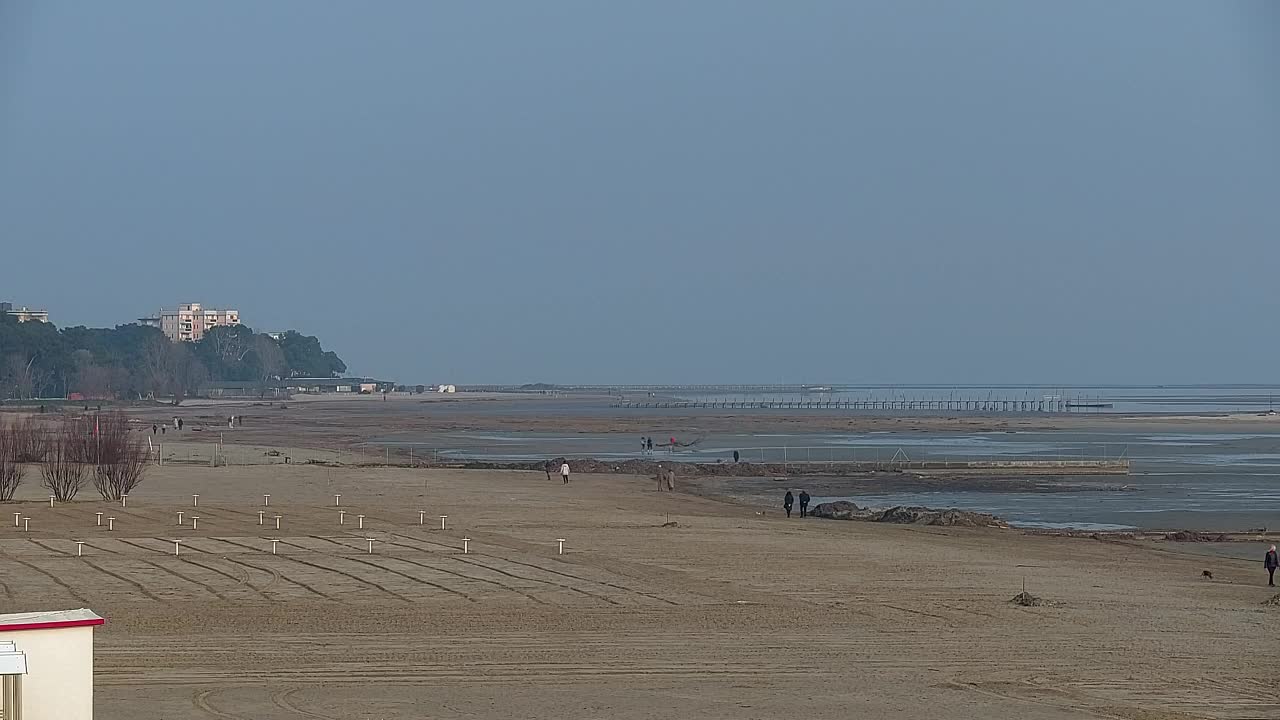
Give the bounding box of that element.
[0,608,103,720]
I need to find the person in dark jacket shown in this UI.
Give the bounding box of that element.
[1267,545,1278,587]
[733,450,740,463]
[783,491,794,518]
[798,490,811,518]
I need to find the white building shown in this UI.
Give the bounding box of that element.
[0,608,103,720]
[0,302,49,323]
[139,303,240,342]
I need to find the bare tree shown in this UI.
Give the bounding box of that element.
[251,335,285,398]
[75,363,113,399]
[10,415,47,463]
[91,413,148,501]
[5,355,36,400]
[169,344,208,405]
[41,418,88,502]
[139,337,170,400]
[0,418,25,502]
[138,339,207,404]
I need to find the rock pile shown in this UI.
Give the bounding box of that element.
[1164,531,1229,543]
[1010,591,1049,607]
[810,501,1006,528]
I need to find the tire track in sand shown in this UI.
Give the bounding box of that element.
[212,551,334,601]
[79,558,164,601]
[217,538,408,602]
[305,536,531,603]
[3,555,90,604]
[114,539,264,598]
[191,688,250,720]
[94,538,231,601]
[271,688,340,719]
[277,540,472,602]
[387,534,651,606]
[373,551,545,605]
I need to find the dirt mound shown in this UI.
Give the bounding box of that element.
[1263,594,1280,607]
[1010,591,1049,607]
[1164,530,1228,542]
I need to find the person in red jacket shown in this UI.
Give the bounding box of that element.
[1266,545,1278,587]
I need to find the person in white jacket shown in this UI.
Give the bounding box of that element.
[560,462,571,485]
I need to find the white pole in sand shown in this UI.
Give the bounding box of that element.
[174,539,182,557]
[366,538,375,554]
[258,511,265,525]
[418,510,426,525]
[95,512,103,526]
[264,494,270,507]
[270,539,280,555]
[274,515,282,530]
[192,494,199,507]
[463,538,470,554]
[440,515,448,530]
[177,511,185,525]
[557,538,566,555]
[339,510,346,525]
[75,541,85,557]
[107,517,115,531]
[357,514,365,529]
[13,512,19,527]
[335,494,342,506]
[22,517,29,532]
[190,516,200,530]
[121,494,128,508]
[49,496,55,508]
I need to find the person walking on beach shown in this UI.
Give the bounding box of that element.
[151,424,157,435]
[656,464,665,492]
[733,450,740,463]
[669,436,676,454]
[544,460,554,481]
[798,490,811,518]
[666,466,676,491]
[641,437,648,455]
[783,491,794,518]
[560,461,571,485]
[647,437,653,452]
[1267,545,1278,587]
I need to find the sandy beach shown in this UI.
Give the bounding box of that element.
[0,453,1276,718]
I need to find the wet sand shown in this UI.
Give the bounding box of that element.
[0,460,1276,718]
[116,394,1280,532]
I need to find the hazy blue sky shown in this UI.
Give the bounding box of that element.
[1,2,1276,384]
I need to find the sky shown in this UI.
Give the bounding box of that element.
[1,2,1277,385]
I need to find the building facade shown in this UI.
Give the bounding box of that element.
[0,302,50,323]
[0,608,103,720]
[139,303,240,342]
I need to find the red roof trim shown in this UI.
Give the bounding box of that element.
[0,618,104,633]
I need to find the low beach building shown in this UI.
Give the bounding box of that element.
[0,608,104,720]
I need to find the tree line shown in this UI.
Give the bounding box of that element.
[0,316,346,402]
[0,413,147,502]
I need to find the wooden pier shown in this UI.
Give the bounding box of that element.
[611,397,1076,412]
